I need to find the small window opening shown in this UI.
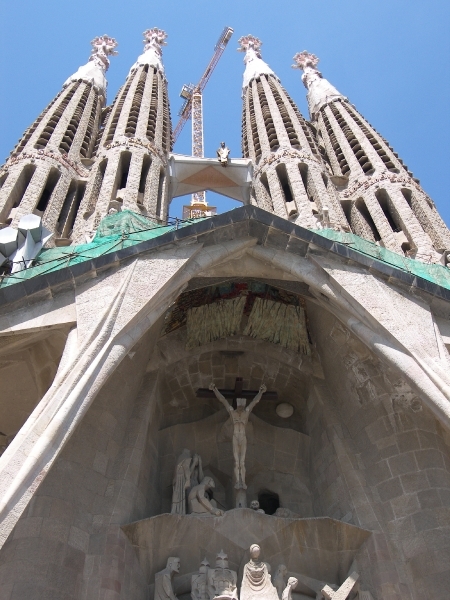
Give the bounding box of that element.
[139,155,151,195]
[118,151,132,191]
[9,164,37,210]
[275,163,293,204]
[355,198,381,241]
[375,189,399,232]
[36,168,61,212]
[258,490,280,515]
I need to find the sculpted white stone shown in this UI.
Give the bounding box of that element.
[241,544,279,600]
[188,476,224,517]
[155,557,181,600]
[209,382,267,489]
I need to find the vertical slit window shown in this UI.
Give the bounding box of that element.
[375,189,400,232]
[275,163,293,203]
[147,70,159,142]
[248,86,261,161]
[85,159,107,216]
[9,164,37,210]
[36,168,61,213]
[65,182,86,237]
[138,155,152,204]
[241,101,249,157]
[35,83,80,149]
[12,91,63,156]
[117,152,132,194]
[268,80,300,148]
[321,110,350,176]
[104,73,136,145]
[329,103,373,174]
[354,198,380,241]
[344,104,399,173]
[126,67,147,137]
[59,84,91,154]
[0,173,8,191]
[80,90,99,158]
[256,78,278,151]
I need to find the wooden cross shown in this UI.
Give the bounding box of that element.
[196,377,277,406]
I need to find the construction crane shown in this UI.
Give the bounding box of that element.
[173,26,233,212]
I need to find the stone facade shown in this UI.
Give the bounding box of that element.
[0,27,449,600]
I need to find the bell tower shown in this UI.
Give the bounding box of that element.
[239,35,348,230]
[0,35,117,241]
[293,51,450,260]
[72,28,173,242]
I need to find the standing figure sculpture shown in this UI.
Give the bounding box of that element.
[209,383,266,489]
[155,557,181,600]
[216,142,230,166]
[171,449,202,515]
[240,544,279,600]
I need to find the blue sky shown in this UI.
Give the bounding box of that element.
[1,0,449,224]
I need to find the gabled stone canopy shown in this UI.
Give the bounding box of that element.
[0,205,449,599]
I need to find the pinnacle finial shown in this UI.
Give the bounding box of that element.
[89,35,118,72]
[292,51,319,71]
[237,35,263,57]
[143,28,168,55]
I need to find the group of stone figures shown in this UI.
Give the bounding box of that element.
[155,545,297,600]
[155,544,370,600]
[170,448,224,516]
[171,382,268,516]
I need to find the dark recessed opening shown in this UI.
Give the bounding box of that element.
[258,490,280,515]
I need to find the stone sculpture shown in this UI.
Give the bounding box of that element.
[188,476,224,516]
[217,142,230,167]
[240,544,279,600]
[250,500,265,514]
[281,578,297,600]
[209,382,267,489]
[155,557,181,600]
[272,565,287,599]
[171,449,202,515]
[191,558,210,600]
[207,550,238,600]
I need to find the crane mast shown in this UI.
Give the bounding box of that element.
[174,26,233,212]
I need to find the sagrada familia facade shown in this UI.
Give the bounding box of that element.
[0,27,449,600]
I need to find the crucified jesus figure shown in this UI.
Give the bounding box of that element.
[209,382,267,489]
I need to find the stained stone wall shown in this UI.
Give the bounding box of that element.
[305,303,450,600]
[0,328,158,600]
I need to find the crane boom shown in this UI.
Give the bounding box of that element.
[172,26,233,144]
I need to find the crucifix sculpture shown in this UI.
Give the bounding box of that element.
[197,378,276,491]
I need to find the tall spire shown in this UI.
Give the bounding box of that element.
[72,28,173,241]
[238,35,278,90]
[130,27,167,75]
[292,50,450,260]
[64,35,118,95]
[292,51,345,118]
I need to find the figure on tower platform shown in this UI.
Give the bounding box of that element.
[217,142,230,167]
[240,544,279,600]
[209,382,267,489]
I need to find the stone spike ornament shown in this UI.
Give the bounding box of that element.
[238,34,277,89]
[291,49,344,116]
[143,27,168,54]
[131,27,168,74]
[237,35,263,56]
[89,34,119,72]
[63,34,118,93]
[292,50,319,72]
